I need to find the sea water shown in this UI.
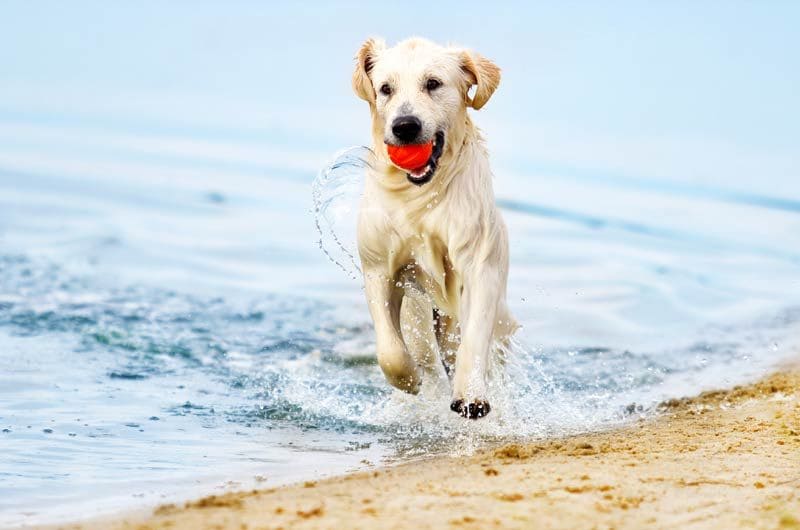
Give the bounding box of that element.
[1,3,799,527]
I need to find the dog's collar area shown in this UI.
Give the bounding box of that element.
[407,131,444,186]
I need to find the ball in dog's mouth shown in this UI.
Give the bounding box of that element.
[386,131,445,186]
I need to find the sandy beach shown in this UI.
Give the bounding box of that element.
[48,365,800,530]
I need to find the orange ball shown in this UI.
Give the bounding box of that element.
[386,142,433,171]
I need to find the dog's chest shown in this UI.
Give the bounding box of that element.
[392,214,459,313]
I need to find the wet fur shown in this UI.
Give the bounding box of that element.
[352,37,517,418]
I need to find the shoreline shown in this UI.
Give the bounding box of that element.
[51,365,800,530]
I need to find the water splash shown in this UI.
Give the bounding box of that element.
[311,146,373,280]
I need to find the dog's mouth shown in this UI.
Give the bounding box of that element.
[385,132,445,186]
[405,131,444,186]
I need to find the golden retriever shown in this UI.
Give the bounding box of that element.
[352,37,517,419]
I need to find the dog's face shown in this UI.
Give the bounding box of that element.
[353,38,500,186]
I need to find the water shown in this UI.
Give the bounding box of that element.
[2,3,800,527]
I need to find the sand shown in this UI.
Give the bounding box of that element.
[52,367,800,530]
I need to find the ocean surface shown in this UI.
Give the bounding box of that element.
[2,3,799,527]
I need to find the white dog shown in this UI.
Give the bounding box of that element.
[352,37,517,419]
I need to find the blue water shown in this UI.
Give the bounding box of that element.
[2,2,800,527]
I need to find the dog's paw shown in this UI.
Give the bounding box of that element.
[450,399,464,414]
[449,399,491,419]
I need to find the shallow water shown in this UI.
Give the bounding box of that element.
[2,3,800,527]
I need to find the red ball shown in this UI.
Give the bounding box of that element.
[386,142,433,171]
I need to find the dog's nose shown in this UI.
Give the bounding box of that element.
[391,116,422,143]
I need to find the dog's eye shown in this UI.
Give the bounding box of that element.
[379,83,392,96]
[425,78,441,91]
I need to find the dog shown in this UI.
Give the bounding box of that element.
[352,37,517,419]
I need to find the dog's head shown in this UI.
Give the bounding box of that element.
[352,37,500,186]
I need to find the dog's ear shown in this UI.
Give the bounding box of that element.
[460,50,501,110]
[352,37,385,103]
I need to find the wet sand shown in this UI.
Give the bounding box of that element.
[53,366,800,530]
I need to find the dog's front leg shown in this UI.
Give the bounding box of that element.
[450,266,501,419]
[364,269,421,394]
